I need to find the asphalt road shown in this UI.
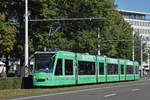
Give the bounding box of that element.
[6,78,150,100]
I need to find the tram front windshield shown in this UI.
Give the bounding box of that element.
[34,54,55,73]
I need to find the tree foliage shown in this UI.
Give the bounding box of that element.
[101,10,133,59]
[134,32,148,64]
[0,2,17,55]
[0,0,146,65]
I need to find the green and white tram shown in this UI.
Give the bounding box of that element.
[33,51,139,86]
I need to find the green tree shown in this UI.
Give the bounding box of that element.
[0,14,17,55]
[0,2,17,72]
[2,0,144,70]
[134,32,148,64]
[29,0,134,60]
[101,10,133,59]
[29,0,113,52]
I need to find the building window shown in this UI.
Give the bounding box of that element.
[99,63,104,75]
[137,22,139,26]
[148,23,150,27]
[145,22,147,26]
[133,21,136,25]
[143,30,145,34]
[144,30,146,34]
[55,59,62,75]
[140,22,142,26]
[65,59,73,75]
[147,30,149,34]
[107,64,118,75]
[78,61,95,75]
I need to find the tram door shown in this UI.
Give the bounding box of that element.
[54,58,75,86]
[63,59,76,85]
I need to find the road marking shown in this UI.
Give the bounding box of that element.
[132,89,140,92]
[10,82,150,100]
[104,93,117,98]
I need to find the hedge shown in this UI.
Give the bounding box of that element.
[0,77,22,90]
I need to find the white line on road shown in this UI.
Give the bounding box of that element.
[132,89,140,92]
[104,93,117,98]
[10,82,150,100]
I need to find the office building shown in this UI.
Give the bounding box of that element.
[119,10,150,75]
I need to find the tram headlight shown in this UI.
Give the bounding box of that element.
[34,76,37,80]
[46,75,51,80]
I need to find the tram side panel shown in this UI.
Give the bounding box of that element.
[119,59,126,81]
[125,60,135,81]
[76,54,97,84]
[106,58,119,82]
[97,56,106,83]
[52,52,76,86]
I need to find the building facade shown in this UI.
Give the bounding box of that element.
[119,10,150,75]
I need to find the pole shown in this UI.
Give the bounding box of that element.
[148,53,150,75]
[98,28,100,55]
[25,0,29,77]
[132,39,135,61]
[141,38,143,78]
[132,37,135,61]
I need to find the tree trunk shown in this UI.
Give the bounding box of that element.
[5,54,9,75]
[20,56,24,77]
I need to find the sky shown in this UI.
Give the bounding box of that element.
[115,0,150,14]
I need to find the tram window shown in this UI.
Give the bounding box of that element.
[65,59,73,75]
[78,61,95,75]
[55,59,62,75]
[126,65,133,74]
[107,64,118,75]
[121,65,124,74]
[136,66,138,74]
[99,63,104,75]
